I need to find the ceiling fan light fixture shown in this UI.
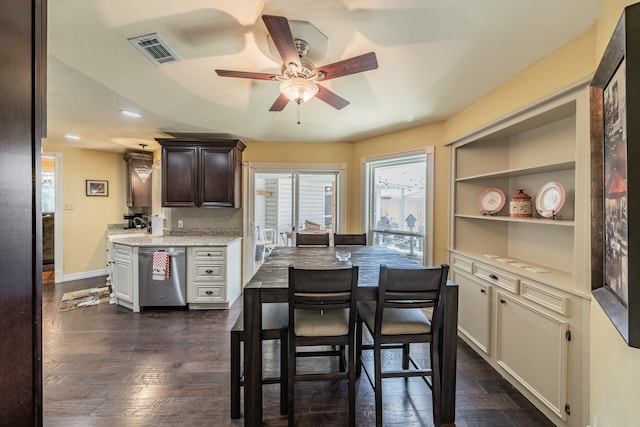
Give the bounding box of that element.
[279,77,319,104]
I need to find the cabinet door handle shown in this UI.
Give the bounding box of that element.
[205,291,214,295]
[500,299,506,304]
[489,274,498,280]
[205,269,213,274]
[480,289,486,294]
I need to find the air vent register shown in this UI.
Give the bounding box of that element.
[128,33,181,66]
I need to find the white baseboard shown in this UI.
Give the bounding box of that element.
[61,268,108,283]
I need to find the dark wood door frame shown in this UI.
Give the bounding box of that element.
[0,0,47,425]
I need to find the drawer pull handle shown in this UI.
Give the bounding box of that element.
[500,299,506,304]
[205,270,213,274]
[489,274,498,280]
[480,289,486,294]
[205,291,214,295]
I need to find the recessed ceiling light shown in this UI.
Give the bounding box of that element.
[119,109,142,118]
[65,134,80,140]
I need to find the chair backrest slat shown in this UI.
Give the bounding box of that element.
[376,264,449,334]
[295,232,330,247]
[288,265,359,311]
[333,233,367,246]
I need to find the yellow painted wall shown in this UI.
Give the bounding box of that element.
[444,28,596,143]
[590,302,640,425]
[42,143,127,275]
[42,156,54,172]
[243,140,351,164]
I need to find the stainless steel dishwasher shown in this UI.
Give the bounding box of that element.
[138,247,187,307]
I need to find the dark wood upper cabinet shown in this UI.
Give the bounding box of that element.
[157,137,245,208]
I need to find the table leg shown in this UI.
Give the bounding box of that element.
[244,288,262,426]
[441,282,459,424]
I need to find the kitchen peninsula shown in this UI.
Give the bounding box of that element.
[107,230,241,312]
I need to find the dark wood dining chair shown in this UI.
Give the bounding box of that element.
[287,265,359,426]
[230,303,288,419]
[356,264,449,427]
[334,233,367,246]
[295,232,330,246]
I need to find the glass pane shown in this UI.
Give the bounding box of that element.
[371,159,425,233]
[254,172,336,258]
[370,157,425,260]
[42,167,55,213]
[372,231,424,259]
[299,174,336,234]
[255,173,293,254]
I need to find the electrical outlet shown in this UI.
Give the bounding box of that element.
[177,219,184,228]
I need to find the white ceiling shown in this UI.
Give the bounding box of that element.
[46,0,603,153]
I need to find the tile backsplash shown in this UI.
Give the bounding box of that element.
[163,208,243,236]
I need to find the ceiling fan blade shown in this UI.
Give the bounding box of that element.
[215,69,278,81]
[269,93,290,111]
[317,52,378,81]
[262,15,301,71]
[316,84,350,110]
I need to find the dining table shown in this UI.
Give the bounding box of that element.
[241,245,459,426]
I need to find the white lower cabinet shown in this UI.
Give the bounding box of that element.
[452,253,586,426]
[451,269,491,354]
[186,239,241,309]
[113,244,133,302]
[112,243,137,311]
[496,291,569,421]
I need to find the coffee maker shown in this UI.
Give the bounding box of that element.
[123,213,143,229]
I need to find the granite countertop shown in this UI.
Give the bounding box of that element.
[109,235,241,247]
[107,224,241,247]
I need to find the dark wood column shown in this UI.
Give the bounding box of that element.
[0,0,47,425]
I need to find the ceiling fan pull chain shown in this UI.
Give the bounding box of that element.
[297,104,301,125]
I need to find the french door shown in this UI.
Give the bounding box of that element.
[243,163,346,281]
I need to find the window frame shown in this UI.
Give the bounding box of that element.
[361,147,434,265]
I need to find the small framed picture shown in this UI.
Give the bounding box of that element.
[86,179,108,196]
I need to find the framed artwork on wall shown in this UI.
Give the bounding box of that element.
[86,179,108,196]
[603,60,628,305]
[590,3,640,348]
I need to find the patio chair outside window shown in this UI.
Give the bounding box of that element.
[261,228,278,261]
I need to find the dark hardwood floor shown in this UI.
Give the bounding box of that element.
[43,276,553,426]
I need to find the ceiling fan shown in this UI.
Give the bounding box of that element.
[215,15,378,112]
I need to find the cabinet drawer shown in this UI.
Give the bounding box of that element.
[191,247,226,261]
[192,284,225,302]
[113,244,132,258]
[193,264,225,281]
[474,263,520,294]
[520,280,569,316]
[451,254,473,274]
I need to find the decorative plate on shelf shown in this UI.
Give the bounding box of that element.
[478,188,506,215]
[535,182,565,218]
